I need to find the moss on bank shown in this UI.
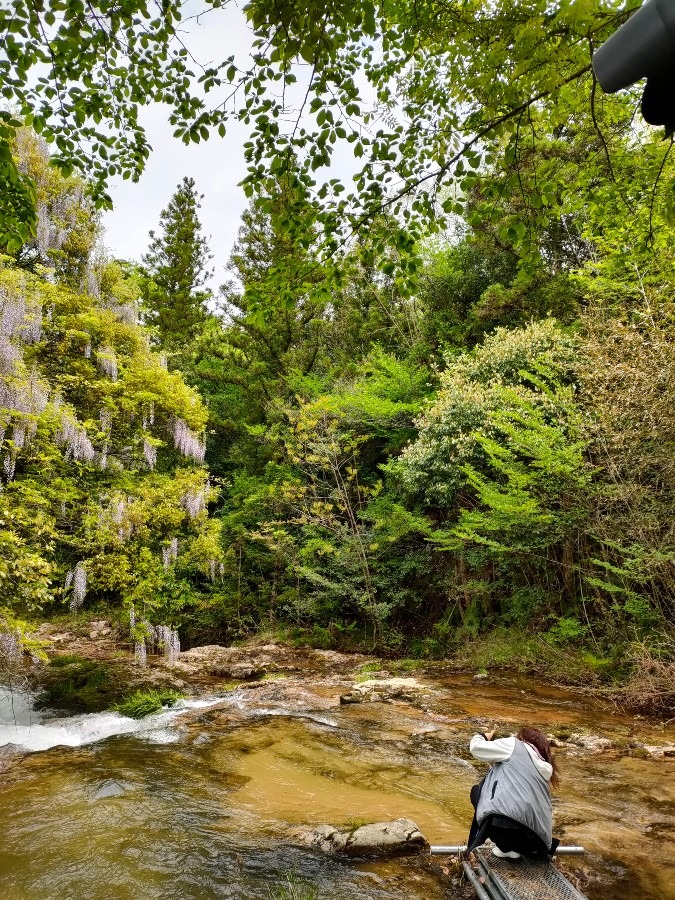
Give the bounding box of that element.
[38,656,122,713]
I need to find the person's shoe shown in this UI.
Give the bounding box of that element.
[492,846,521,860]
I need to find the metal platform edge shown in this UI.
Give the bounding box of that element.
[463,847,589,900]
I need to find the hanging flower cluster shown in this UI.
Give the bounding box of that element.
[151,624,181,664]
[99,408,112,433]
[0,289,42,346]
[66,562,87,611]
[55,416,95,463]
[134,640,147,667]
[0,628,23,671]
[208,560,226,583]
[96,345,118,381]
[171,418,205,463]
[142,402,155,430]
[0,370,49,479]
[162,537,179,571]
[132,622,180,667]
[143,437,157,470]
[182,486,206,519]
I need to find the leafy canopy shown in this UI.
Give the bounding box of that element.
[4,1,672,300]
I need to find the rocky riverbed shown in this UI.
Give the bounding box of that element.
[0,625,673,898]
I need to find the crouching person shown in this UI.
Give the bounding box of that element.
[467,726,560,860]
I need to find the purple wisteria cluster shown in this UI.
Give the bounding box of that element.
[142,402,155,430]
[96,346,118,381]
[0,370,49,481]
[162,537,179,571]
[65,562,88,611]
[182,486,206,519]
[0,628,23,672]
[143,437,157,470]
[55,416,95,463]
[171,418,205,463]
[132,621,181,667]
[208,559,225,583]
[108,495,134,542]
[0,288,42,346]
[33,183,85,259]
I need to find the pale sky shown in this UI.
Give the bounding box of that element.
[101,4,256,288]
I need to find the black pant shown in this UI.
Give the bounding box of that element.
[467,780,557,858]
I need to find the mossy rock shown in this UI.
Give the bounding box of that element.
[39,657,122,713]
[552,725,573,741]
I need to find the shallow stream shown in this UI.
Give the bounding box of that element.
[0,671,673,899]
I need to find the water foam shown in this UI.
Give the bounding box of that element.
[0,688,223,754]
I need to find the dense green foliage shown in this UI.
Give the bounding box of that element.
[1,2,675,697]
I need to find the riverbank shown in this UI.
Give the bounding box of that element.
[24,616,675,720]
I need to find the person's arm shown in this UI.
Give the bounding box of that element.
[469,733,516,763]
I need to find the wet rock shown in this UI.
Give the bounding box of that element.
[639,744,675,759]
[472,673,491,683]
[171,645,268,680]
[91,779,128,800]
[89,620,112,639]
[567,733,614,752]
[306,818,429,857]
[340,678,427,704]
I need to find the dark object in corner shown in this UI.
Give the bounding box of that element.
[593,0,675,135]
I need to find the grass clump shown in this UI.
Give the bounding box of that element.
[49,653,89,667]
[267,871,318,900]
[112,688,185,719]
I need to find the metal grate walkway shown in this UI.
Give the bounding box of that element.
[463,847,589,900]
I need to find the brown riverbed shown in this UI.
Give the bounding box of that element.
[1,645,674,899]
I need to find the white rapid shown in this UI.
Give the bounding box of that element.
[0,687,221,753]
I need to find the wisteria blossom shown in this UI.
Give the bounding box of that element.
[182,486,206,519]
[142,402,155,430]
[100,408,112,432]
[0,628,22,671]
[171,418,205,463]
[162,537,179,571]
[0,290,42,345]
[11,423,26,450]
[69,562,87,611]
[143,437,157,470]
[3,454,16,481]
[153,625,181,664]
[134,640,147,667]
[0,338,21,375]
[96,346,118,381]
[56,417,95,463]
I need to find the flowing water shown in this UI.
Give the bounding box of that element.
[0,671,673,899]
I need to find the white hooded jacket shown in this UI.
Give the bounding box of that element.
[470,734,553,782]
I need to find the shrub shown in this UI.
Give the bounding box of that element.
[112,688,184,718]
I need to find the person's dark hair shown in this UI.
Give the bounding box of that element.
[517,726,560,789]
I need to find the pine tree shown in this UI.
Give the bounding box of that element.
[141,177,213,351]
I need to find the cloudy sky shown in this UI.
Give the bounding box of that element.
[101,4,256,290]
